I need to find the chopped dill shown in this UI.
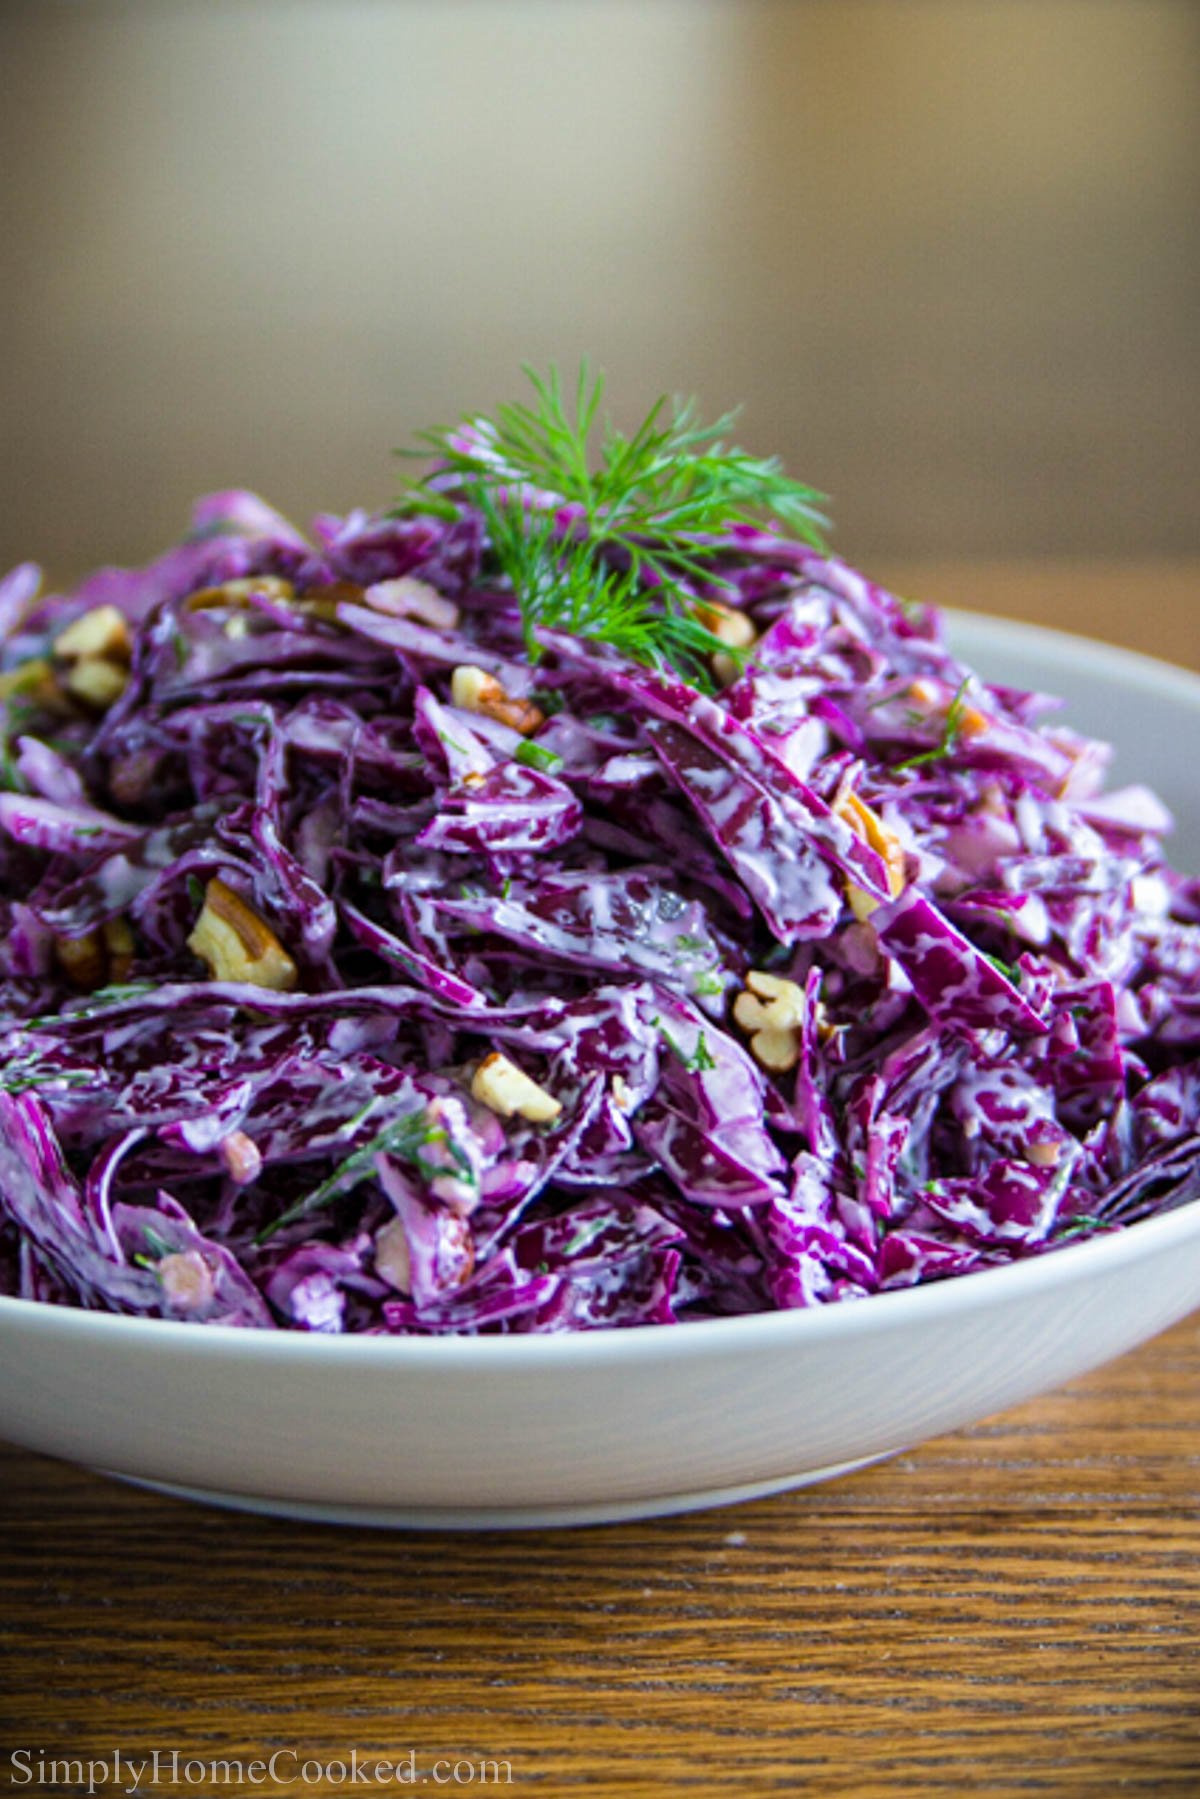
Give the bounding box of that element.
[257,1104,459,1243]
[655,1017,717,1074]
[895,677,973,773]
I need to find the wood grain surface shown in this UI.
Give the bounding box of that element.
[2,567,1199,1799]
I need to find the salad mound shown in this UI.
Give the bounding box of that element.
[0,371,1198,1333]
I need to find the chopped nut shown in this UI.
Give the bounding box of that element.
[748,1027,800,1073]
[491,696,546,737]
[184,576,297,611]
[845,883,881,925]
[187,876,298,990]
[1026,1140,1062,1168]
[102,916,135,984]
[744,970,806,1028]
[733,989,771,1034]
[55,930,107,991]
[374,1216,412,1294]
[157,1251,215,1312]
[220,1129,263,1185]
[694,602,755,687]
[56,916,136,990]
[294,580,364,623]
[53,604,132,664]
[470,1051,562,1123]
[297,596,342,623]
[611,1074,634,1112]
[64,657,128,710]
[451,665,492,710]
[834,786,907,920]
[365,577,460,630]
[733,970,806,1071]
[694,601,757,648]
[450,664,544,735]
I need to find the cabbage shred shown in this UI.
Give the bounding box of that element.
[0,418,1198,1332]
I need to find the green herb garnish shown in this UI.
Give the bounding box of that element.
[257,1104,458,1244]
[1050,1213,1112,1243]
[514,738,564,775]
[140,1223,176,1260]
[27,980,159,1028]
[400,363,828,685]
[386,488,460,523]
[655,1018,717,1074]
[895,677,973,773]
[477,486,737,689]
[0,1058,92,1094]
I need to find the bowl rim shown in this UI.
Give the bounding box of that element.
[942,606,1200,707]
[2,608,1199,1369]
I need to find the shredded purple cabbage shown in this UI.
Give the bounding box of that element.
[1,495,1198,1333]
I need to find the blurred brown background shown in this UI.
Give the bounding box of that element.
[0,0,1196,587]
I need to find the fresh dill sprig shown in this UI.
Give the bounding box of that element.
[895,677,973,773]
[398,362,829,684]
[478,487,737,687]
[416,361,828,546]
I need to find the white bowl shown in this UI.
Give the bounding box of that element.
[3,611,1200,1529]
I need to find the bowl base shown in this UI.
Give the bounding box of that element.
[97,1452,894,1530]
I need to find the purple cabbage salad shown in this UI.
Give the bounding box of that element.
[1,367,1199,1334]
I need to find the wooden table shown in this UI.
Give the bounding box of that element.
[2,565,1199,1798]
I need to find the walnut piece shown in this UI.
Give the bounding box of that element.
[54,931,107,991]
[156,1251,215,1312]
[694,601,756,687]
[365,577,460,630]
[694,600,757,648]
[53,604,133,713]
[732,969,807,1072]
[63,657,129,710]
[470,1052,562,1123]
[747,1027,800,1073]
[451,664,545,736]
[187,877,298,990]
[55,915,137,991]
[53,605,132,664]
[833,786,908,922]
[183,576,297,611]
[103,917,135,984]
[220,1130,263,1185]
